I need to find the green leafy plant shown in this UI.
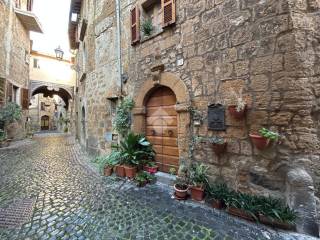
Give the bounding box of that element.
[142,19,153,36]
[0,103,22,128]
[208,183,231,202]
[120,132,155,167]
[169,167,176,175]
[259,128,279,141]
[135,171,156,187]
[230,88,246,112]
[208,136,225,145]
[189,163,209,188]
[95,151,122,174]
[113,98,135,136]
[0,129,6,141]
[146,161,157,167]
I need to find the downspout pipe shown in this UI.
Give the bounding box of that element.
[115,0,122,96]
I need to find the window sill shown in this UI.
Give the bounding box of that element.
[140,29,164,44]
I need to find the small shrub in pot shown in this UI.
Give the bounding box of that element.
[189,163,209,201]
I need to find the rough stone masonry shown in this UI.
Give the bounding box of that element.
[70,0,320,236]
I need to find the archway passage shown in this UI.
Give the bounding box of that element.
[146,86,179,173]
[41,115,49,130]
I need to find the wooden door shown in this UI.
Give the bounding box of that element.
[41,116,49,130]
[146,87,179,173]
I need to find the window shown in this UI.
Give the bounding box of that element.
[12,86,19,104]
[41,102,45,111]
[33,58,40,69]
[131,0,176,44]
[27,0,33,11]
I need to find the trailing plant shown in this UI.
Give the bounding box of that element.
[96,151,122,174]
[259,128,279,141]
[0,103,22,128]
[230,88,246,112]
[113,98,135,136]
[208,136,225,145]
[120,132,155,167]
[189,163,209,188]
[142,19,153,36]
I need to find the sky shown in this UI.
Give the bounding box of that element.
[31,0,71,59]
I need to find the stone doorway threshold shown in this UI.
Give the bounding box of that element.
[155,171,176,186]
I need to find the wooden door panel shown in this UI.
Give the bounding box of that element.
[146,96,163,107]
[162,146,179,156]
[146,126,162,137]
[162,137,177,146]
[146,116,177,126]
[159,154,179,165]
[162,127,178,137]
[147,107,177,116]
[153,145,163,154]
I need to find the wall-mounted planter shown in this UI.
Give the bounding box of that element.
[249,134,270,150]
[228,105,246,120]
[211,142,228,156]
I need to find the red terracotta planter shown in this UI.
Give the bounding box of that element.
[174,184,189,200]
[228,105,246,120]
[212,142,227,156]
[227,207,256,222]
[124,165,137,179]
[115,165,126,178]
[103,166,113,176]
[144,165,158,174]
[190,186,205,201]
[258,214,295,230]
[249,134,270,150]
[211,199,225,209]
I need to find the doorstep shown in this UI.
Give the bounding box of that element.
[155,171,176,186]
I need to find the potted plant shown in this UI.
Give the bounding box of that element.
[142,19,153,37]
[96,151,121,176]
[249,128,279,150]
[0,103,22,139]
[173,164,189,200]
[208,136,227,156]
[189,163,209,201]
[228,88,246,120]
[144,161,158,174]
[120,132,155,179]
[0,129,8,148]
[208,183,229,209]
[135,171,156,187]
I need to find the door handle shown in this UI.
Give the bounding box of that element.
[151,130,156,136]
[168,130,173,136]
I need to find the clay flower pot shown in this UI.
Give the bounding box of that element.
[227,207,255,222]
[211,142,227,156]
[258,214,295,230]
[124,165,137,179]
[145,165,158,174]
[190,186,205,201]
[211,199,225,209]
[249,134,270,150]
[228,105,246,120]
[103,166,113,176]
[115,165,126,178]
[174,184,189,200]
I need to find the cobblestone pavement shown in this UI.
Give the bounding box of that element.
[0,134,315,240]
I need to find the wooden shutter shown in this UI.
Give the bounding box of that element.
[6,81,12,103]
[162,0,176,27]
[131,6,140,45]
[0,78,5,107]
[21,88,29,110]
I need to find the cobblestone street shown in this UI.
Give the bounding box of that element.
[0,134,315,240]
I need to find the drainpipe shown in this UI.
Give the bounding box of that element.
[115,0,122,96]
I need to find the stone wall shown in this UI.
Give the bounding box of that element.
[73,0,320,235]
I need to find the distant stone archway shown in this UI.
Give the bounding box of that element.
[30,80,73,109]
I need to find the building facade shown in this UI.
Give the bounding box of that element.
[69,0,320,235]
[0,0,42,138]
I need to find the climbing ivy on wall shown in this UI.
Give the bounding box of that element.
[113,97,135,137]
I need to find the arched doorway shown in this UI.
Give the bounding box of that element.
[146,86,179,173]
[41,115,49,130]
[81,106,86,144]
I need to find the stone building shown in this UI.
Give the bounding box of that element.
[28,51,76,133]
[69,0,320,235]
[0,0,42,138]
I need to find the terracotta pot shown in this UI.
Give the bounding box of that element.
[190,186,205,201]
[228,105,246,120]
[174,184,189,200]
[258,214,295,230]
[249,134,270,150]
[103,166,113,176]
[124,165,137,179]
[115,165,126,178]
[212,199,225,209]
[211,142,227,156]
[145,166,158,174]
[227,207,255,222]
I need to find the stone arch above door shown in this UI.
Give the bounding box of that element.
[132,72,191,169]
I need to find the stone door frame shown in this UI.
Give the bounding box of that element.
[132,72,191,169]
